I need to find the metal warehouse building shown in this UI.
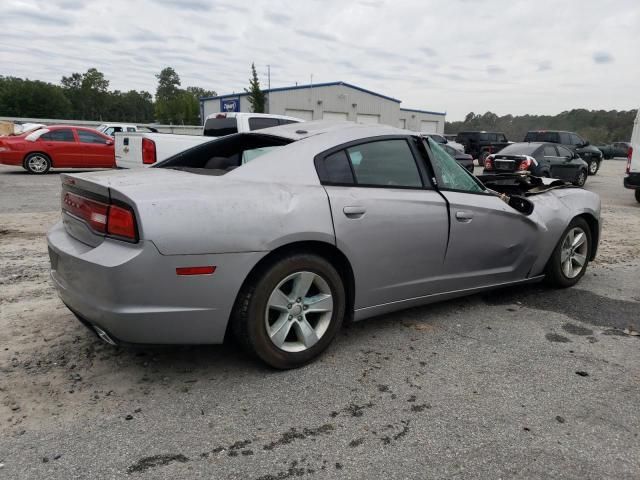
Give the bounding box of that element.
[199,81,445,133]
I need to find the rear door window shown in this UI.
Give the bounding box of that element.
[559,132,572,144]
[204,117,238,137]
[346,139,423,188]
[41,129,75,142]
[78,130,108,144]
[543,145,558,157]
[317,150,355,184]
[248,117,280,131]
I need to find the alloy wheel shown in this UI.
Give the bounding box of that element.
[576,170,586,186]
[560,227,589,279]
[28,155,49,173]
[264,271,333,353]
[589,160,598,174]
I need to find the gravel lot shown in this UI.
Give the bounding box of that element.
[1,161,639,479]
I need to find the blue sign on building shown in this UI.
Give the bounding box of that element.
[221,98,240,112]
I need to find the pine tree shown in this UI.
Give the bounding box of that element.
[245,63,265,113]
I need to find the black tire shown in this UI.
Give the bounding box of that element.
[635,189,640,203]
[24,153,51,174]
[573,169,587,187]
[545,217,591,288]
[232,253,346,369]
[587,159,599,175]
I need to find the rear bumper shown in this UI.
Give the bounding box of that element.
[47,221,265,344]
[624,172,640,189]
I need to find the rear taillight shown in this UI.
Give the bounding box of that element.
[627,147,633,174]
[141,138,156,165]
[62,191,137,242]
[62,192,109,233]
[107,204,136,240]
[518,157,533,171]
[484,155,494,169]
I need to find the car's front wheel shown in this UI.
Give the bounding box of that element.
[232,253,346,369]
[588,159,600,175]
[635,189,640,203]
[24,153,51,174]
[573,169,587,187]
[545,217,591,288]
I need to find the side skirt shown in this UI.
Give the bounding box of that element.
[353,275,545,322]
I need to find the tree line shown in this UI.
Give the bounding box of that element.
[0,67,216,125]
[446,109,637,144]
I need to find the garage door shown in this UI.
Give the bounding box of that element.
[285,109,313,121]
[420,120,438,133]
[357,114,380,124]
[322,111,348,122]
[398,119,406,129]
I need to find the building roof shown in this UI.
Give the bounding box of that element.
[400,107,446,116]
[199,81,402,103]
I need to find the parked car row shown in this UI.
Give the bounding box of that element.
[451,129,606,177]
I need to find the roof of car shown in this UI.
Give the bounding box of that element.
[258,120,410,144]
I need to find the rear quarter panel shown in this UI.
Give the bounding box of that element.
[110,179,336,255]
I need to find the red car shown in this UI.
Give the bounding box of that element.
[0,125,115,174]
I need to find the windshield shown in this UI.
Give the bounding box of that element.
[204,117,238,137]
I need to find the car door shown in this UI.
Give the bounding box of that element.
[554,145,580,181]
[37,128,77,167]
[76,129,114,167]
[541,144,566,179]
[425,139,539,291]
[317,137,450,309]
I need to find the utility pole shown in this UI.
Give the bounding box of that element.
[267,64,271,114]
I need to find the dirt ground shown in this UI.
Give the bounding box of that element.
[1,160,639,479]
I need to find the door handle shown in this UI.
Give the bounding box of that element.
[455,211,473,222]
[343,205,366,218]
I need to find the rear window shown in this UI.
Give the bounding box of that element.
[41,129,74,142]
[204,117,238,137]
[497,143,540,156]
[248,117,280,131]
[525,131,558,143]
[157,133,292,174]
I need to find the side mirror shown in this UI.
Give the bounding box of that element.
[583,140,590,146]
[508,195,534,215]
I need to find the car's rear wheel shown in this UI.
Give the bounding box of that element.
[588,159,599,175]
[545,217,591,288]
[24,153,51,174]
[232,253,345,369]
[573,169,587,187]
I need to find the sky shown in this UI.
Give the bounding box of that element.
[1,0,638,121]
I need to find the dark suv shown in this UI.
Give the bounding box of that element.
[455,131,510,164]
[523,130,603,175]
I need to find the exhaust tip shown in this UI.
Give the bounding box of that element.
[93,326,117,346]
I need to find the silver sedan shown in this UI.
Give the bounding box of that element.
[47,122,601,368]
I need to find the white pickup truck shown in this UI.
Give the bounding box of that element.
[114,112,303,169]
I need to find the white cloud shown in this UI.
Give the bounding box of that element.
[1,0,638,120]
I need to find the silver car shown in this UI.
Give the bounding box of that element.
[47,122,601,369]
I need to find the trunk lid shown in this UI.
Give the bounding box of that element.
[492,154,529,172]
